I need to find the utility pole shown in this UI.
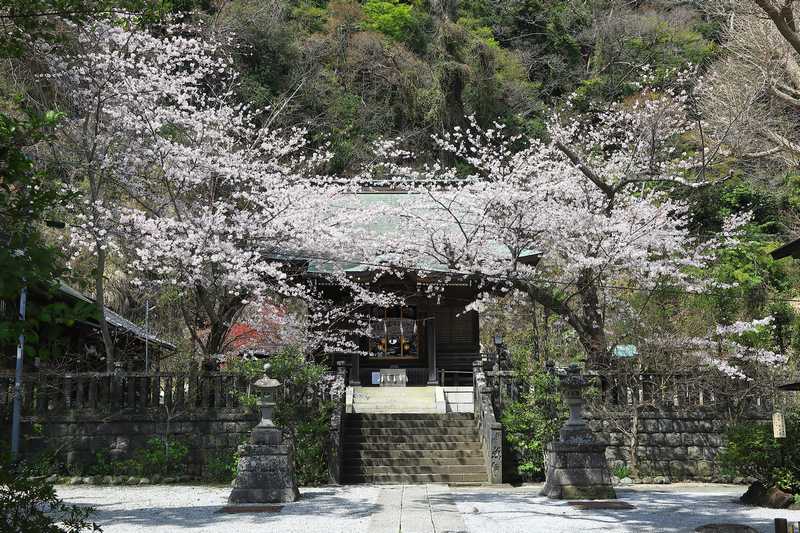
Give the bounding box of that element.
[11,286,28,462]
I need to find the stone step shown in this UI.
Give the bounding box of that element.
[352,407,440,414]
[349,413,473,421]
[344,441,482,451]
[343,449,484,460]
[343,457,485,467]
[340,411,486,485]
[346,419,476,429]
[343,464,487,475]
[343,472,488,484]
[344,434,481,445]
[346,427,479,436]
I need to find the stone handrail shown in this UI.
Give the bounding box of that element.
[327,361,348,484]
[473,360,502,484]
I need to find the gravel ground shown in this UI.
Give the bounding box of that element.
[453,483,800,533]
[57,483,800,533]
[57,484,381,533]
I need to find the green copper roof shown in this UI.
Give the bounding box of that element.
[305,192,539,275]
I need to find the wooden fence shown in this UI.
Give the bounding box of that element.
[0,371,253,416]
[481,368,773,414]
[596,371,773,413]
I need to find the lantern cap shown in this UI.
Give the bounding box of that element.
[254,376,281,389]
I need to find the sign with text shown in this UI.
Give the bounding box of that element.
[773,412,787,439]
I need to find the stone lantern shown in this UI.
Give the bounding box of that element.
[227,373,299,504]
[540,363,616,500]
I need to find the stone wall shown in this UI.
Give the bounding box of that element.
[17,409,259,477]
[1,371,261,476]
[584,408,770,482]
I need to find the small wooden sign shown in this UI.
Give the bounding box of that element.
[774,412,787,439]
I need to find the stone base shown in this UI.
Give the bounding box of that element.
[228,428,299,504]
[227,488,299,504]
[218,503,284,513]
[540,441,616,500]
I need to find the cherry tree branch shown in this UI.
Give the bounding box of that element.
[755,0,800,55]
[554,140,615,200]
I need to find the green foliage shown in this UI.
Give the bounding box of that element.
[86,438,188,477]
[205,448,240,483]
[719,414,800,492]
[129,437,188,477]
[0,1,161,57]
[362,0,430,51]
[85,451,116,477]
[292,404,333,485]
[0,456,102,532]
[612,464,630,480]
[0,110,100,361]
[501,367,566,480]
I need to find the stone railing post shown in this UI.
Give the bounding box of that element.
[328,361,348,484]
[473,360,502,484]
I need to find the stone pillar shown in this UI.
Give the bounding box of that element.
[540,364,616,500]
[350,352,361,386]
[327,361,347,484]
[426,319,438,385]
[228,376,299,504]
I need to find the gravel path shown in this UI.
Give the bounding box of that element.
[58,484,381,533]
[57,483,800,533]
[453,483,800,533]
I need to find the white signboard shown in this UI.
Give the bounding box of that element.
[371,372,381,385]
[773,412,787,439]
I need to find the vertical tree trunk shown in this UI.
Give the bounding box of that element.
[94,245,115,372]
[578,270,608,368]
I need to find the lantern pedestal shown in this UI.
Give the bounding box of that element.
[540,364,616,500]
[228,378,299,504]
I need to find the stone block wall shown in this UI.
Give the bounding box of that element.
[584,408,769,481]
[17,409,259,477]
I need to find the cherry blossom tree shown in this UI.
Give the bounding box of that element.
[360,77,746,368]
[38,17,376,361]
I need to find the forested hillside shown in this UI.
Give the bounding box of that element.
[214,0,717,173]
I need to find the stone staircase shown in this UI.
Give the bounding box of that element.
[342,413,488,484]
[349,386,439,413]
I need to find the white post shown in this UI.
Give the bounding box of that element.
[11,286,28,461]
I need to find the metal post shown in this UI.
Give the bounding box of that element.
[11,286,28,461]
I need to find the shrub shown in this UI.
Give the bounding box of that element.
[0,457,101,532]
[613,465,631,480]
[719,413,800,492]
[127,437,189,477]
[293,405,334,486]
[85,438,188,478]
[205,449,239,484]
[361,0,430,52]
[85,451,115,477]
[501,368,566,480]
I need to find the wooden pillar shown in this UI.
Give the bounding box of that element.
[426,318,438,385]
[349,353,361,386]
